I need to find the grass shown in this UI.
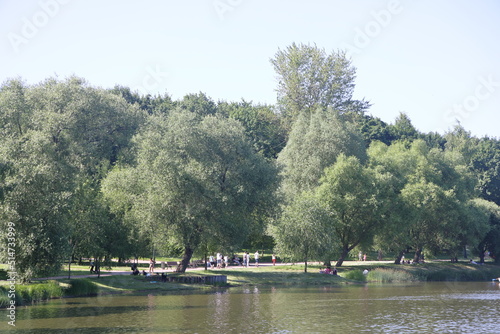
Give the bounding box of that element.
[0,278,100,307]
[63,278,99,296]
[0,280,64,307]
[366,268,417,282]
[2,260,499,307]
[342,270,366,282]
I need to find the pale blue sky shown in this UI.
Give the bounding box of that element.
[1,0,499,138]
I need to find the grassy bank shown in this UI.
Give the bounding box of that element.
[339,261,500,283]
[2,261,499,306]
[0,278,98,307]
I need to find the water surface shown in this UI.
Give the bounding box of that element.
[10,282,500,333]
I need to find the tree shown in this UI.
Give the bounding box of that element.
[220,100,287,160]
[178,92,217,117]
[0,77,143,281]
[271,192,334,272]
[270,43,369,129]
[102,110,279,272]
[315,154,393,266]
[278,107,367,200]
[388,112,419,142]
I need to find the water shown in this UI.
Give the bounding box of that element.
[8,282,500,333]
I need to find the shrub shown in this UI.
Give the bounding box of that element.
[64,278,98,296]
[342,270,366,282]
[3,281,64,306]
[0,286,9,308]
[367,268,416,282]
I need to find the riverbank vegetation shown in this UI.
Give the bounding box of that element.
[2,260,500,307]
[1,43,500,282]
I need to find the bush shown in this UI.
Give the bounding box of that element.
[0,286,9,308]
[64,278,98,296]
[2,281,64,306]
[367,268,416,282]
[342,270,366,282]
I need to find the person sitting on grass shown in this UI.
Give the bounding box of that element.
[320,266,332,274]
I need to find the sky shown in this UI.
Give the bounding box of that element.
[1,0,499,138]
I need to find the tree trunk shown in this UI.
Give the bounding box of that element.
[413,248,422,263]
[478,251,485,264]
[96,257,101,278]
[68,255,72,280]
[304,258,308,273]
[394,250,405,264]
[177,246,194,273]
[335,246,350,267]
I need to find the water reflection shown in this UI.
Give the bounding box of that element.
[12,282,500,333]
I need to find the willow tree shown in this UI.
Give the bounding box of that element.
[102,110,278,272]
[315,154,393,266]
[277,107,367,200]
[0,77,142,281]
[270,42,370,129]
[271,191,335,272]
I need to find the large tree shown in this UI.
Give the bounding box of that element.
[0,77,142,281]
[270,43,370,129]
[315,154,393,266]
[271,191,335,272]
[102,110,278,272]
[277,107,367,200]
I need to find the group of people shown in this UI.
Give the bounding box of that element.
[208,251,274,268]
[320,266,338,275]
[209,253,230,269]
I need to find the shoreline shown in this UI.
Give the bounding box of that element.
[2,261,500,307]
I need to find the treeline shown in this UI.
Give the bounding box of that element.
[1,44,499,281]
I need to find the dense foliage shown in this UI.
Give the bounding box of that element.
[1,44,500,280]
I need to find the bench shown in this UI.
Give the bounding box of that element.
[165,261,179,270]
[188,259,205,268]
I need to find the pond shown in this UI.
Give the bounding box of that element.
[9,281,500,333]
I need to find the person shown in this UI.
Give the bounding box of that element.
[332,267,338,275]
[254,251,259,267]
[233,256,241,266]
[324,266,332,274]
[358,251,363,261]
[209,255,215,268]
[131,267,140,275]
[89,259,95,274]
[216,253,222,269]
[149,258,155,273]
[161,272,167,282]
[272,254,276,266]
[363,254,367,261]
[246,252,250,268]
[224,255,229,268]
